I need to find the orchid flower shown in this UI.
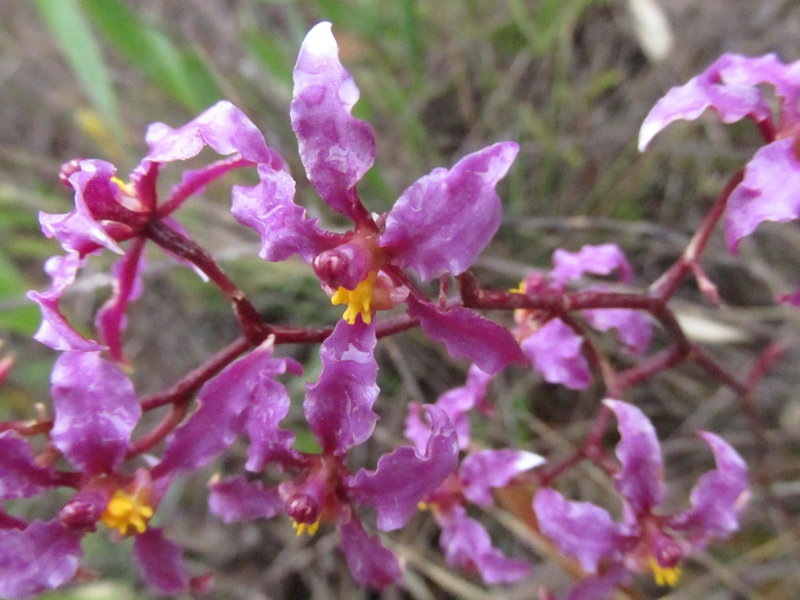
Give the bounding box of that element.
[513,244,652,389]
[232,21,524,374]
[534,400,748,596]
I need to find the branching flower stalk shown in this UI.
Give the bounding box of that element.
[2,22,796,600]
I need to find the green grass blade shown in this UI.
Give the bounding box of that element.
[34,0,121,131]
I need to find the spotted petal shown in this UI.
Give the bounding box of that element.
[50,351,140,475]
[290,22,376,219]
[304,318,379,455]
[350,405,459,531]
[381,142,518,281]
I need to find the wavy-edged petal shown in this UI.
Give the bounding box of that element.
[0,520,83,600]
[290,22,376,219]
[133,527,190,595]
[550,243,633,286]
[208,475,284,523]
[155,338,294,476]
[50,351,140,475]
[639,53,775,151]
[303,318,379,455]
[521,318,590,389]
[231,164,339,263]
[533,488,625,574]
[0,432,59,500]
[437,505,532,584]
[460,449,544,506]
[350,405,459,531]
[27,253,105,352]
[381,142,518,281]
[604,399,665,515]
[407,297,525,374]
[671,431,749,546]
[404,364,492,452]
[244,357,303,473]
[338,518,402,590]
[146,100,283,168]
[725,138,800,252]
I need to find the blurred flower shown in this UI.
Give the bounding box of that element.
[534,399,748,595]
[404,367,543,583]
[514,244,652,389]
[232,21,524,374]
[639,53,800,302]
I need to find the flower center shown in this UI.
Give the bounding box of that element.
[292,519,321,536]
[647,556,682,587]
[330,271,376,325]
[101,489,154,535]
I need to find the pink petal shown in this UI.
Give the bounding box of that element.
[381,142,518,281]
[290,22,376,219]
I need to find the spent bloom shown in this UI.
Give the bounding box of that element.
[534,400,748,596]
[513,243,652,389]
[232,21,524,374]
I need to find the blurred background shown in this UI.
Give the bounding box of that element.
[1,1,800,598]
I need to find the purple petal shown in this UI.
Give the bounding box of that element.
[639,53,776,151]
[338,518,402,589]
[50,351,140,475]
[404,365,492,452]
[95,239,146,364]
[349,405,459,531]
[244,358,303,472]
[290,22,376,218]
[39,160,127,256]
[725,139,800,252]
[231,164,339,263]
[27,253,106,352]
[156,338,295,476]
[604,399,665,515]
[407,297,525,374]
[521,318,590,389]
[550,244,633,286]
[533,489,625,574]
[671,432,748,545]
[0,432,59,500]
[146,100,284,167]
[303,319,379,455]
[565,564,629,600]
[133,527,190,595]
[583,307,652,355]
[381,142,518,281]
[208,475,284,523]
[437,505,532,584]
[0,520,83,600]
[460,449,544,506]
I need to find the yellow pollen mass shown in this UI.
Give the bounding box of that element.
[330,272,376,325]
[110,176,135,197]
[101,490,154,535]
[648,556,682,587]
[509,281,527,294]
[292,519,320,537]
